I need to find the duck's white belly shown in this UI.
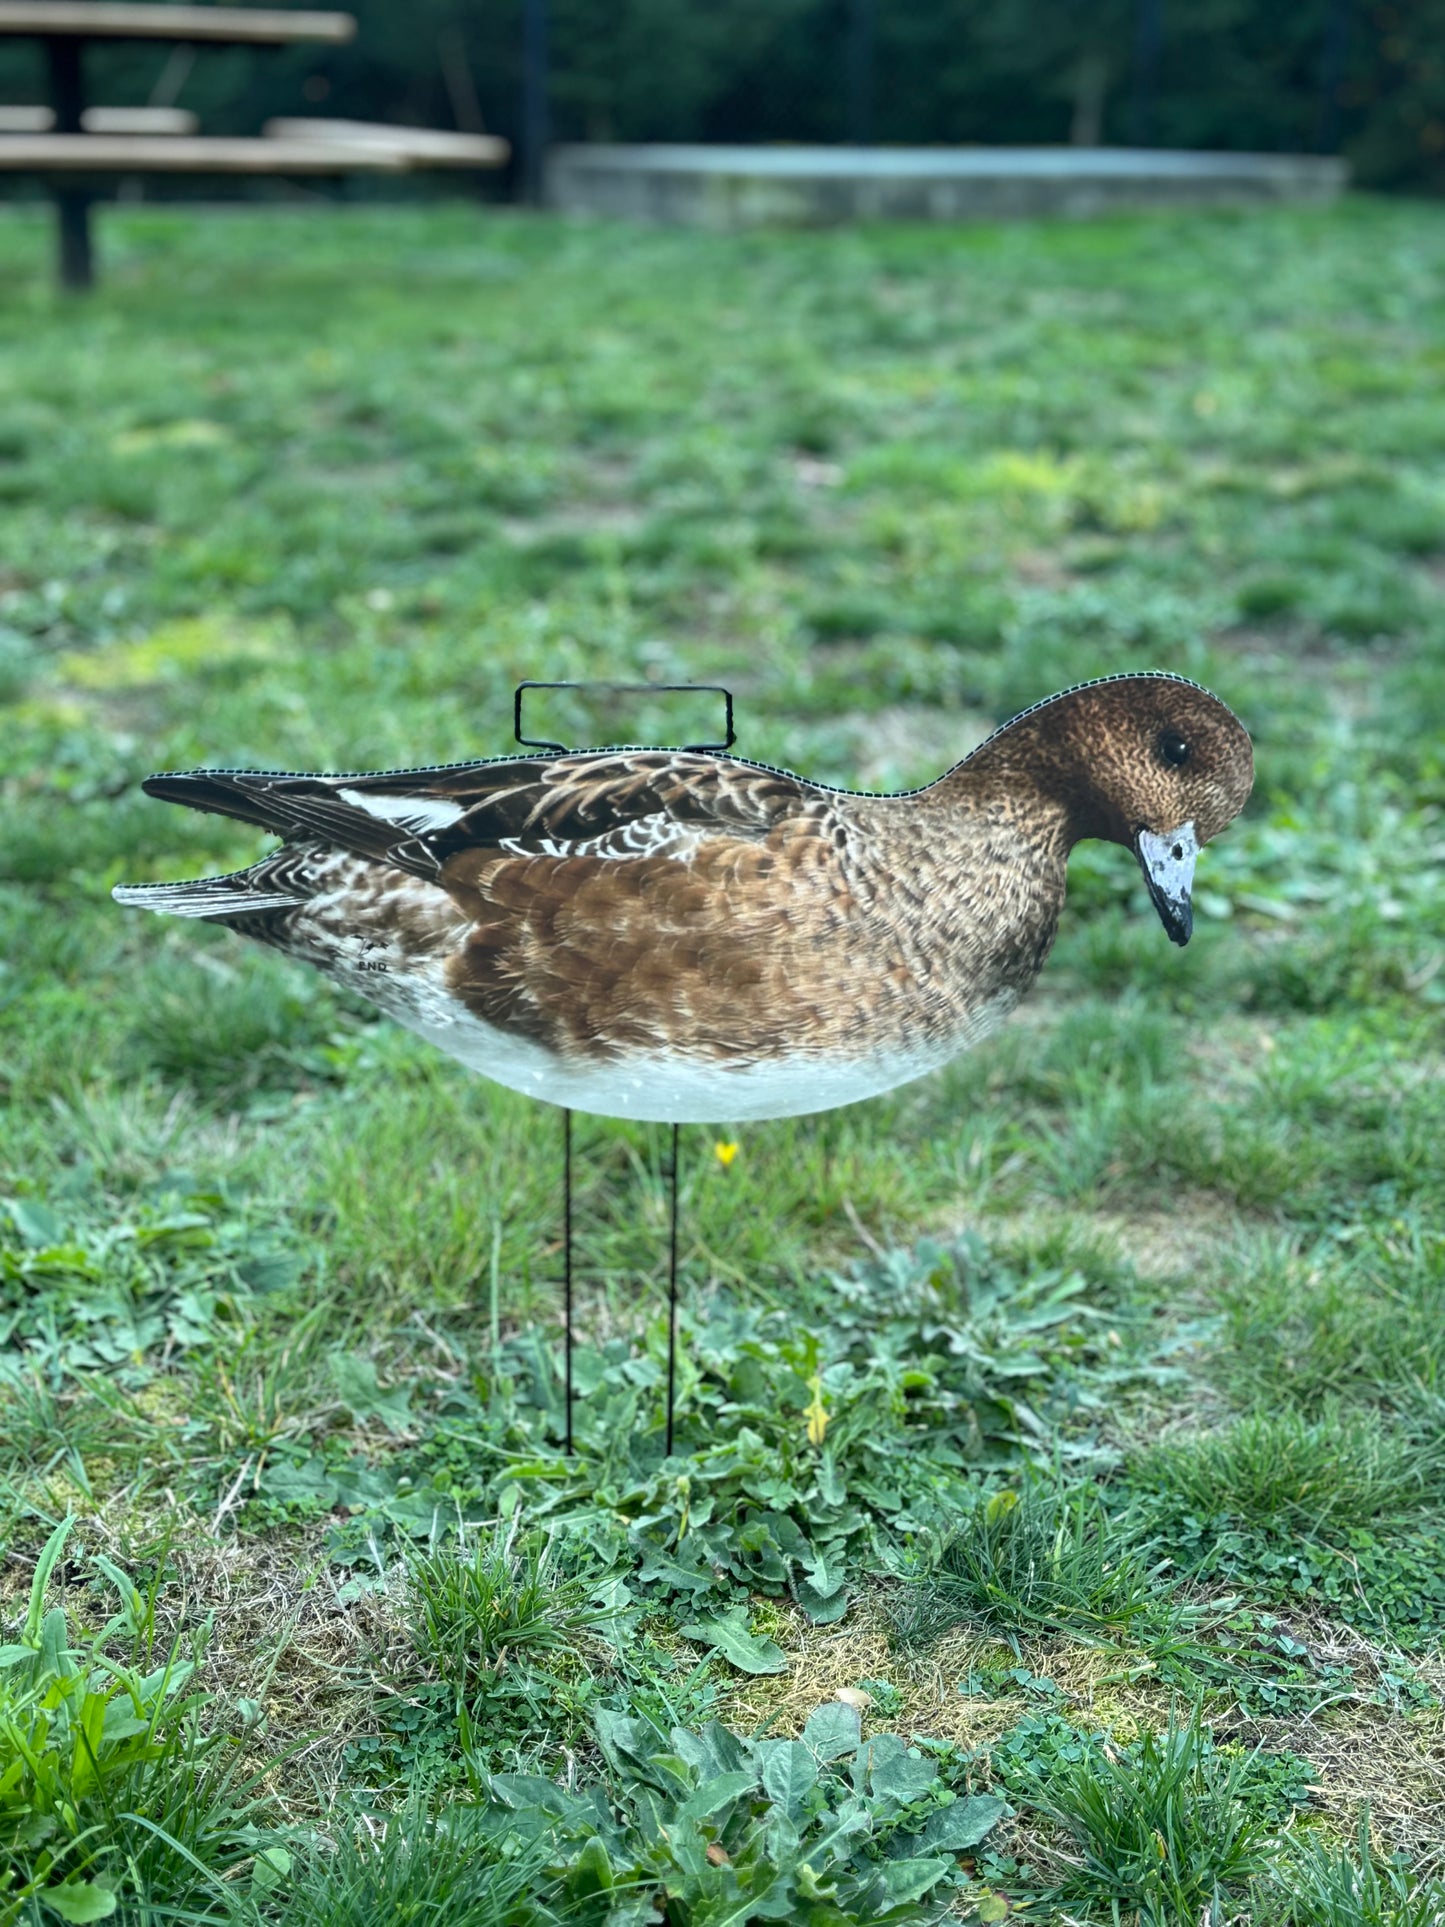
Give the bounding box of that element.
[328,941,1014,1123]
[415,1014,957,1122]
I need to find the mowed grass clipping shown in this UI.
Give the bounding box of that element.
[0,198,1443,1922]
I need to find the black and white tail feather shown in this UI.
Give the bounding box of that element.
[110,764,479,923]
[110,873,304,922]
[123,769,458,874]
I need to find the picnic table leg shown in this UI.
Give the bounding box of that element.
[520,0,548,205]
[45,35,94,290]
[56,193,94,290]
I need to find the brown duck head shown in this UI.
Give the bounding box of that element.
[964,672,1255,946]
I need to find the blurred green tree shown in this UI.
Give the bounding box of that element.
[0,0,1439,192]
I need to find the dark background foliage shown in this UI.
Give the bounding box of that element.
[0,0,1441,194]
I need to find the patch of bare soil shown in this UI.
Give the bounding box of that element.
[0,1504,406,1814]
[1012,550,1077,592]
[1249,1634,1445,1878]
[842,703,995,788]
[727,1589,1445,1880]
[721,1593,1182,1753]
[501,500,646,544]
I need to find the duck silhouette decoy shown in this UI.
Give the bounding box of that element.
[115,671,1253,1445]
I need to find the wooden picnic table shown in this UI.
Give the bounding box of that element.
[0,131,405,168]
[263,116,508,166]
[0,4,354,45]
[0,0,362,286]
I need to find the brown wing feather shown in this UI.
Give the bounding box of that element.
[139,750,817,879]
[440,799,870,1062]
[419,751,814,858]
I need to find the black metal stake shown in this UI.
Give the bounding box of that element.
[562,1105,574,1453]
[666,1121,680,1456]
[46,35,94,291]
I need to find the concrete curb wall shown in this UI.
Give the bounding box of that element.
[546,144,1348,226]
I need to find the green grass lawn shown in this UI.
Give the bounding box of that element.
[1,196,1443,1924]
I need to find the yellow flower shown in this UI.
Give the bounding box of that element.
[713,1141,739,1169]
[805,1372,828,1447]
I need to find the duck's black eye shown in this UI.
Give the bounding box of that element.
[1159,731,1190,768]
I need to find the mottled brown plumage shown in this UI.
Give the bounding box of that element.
[114,672,1253,1122]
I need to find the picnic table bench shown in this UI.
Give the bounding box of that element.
[0,102,196,128]
[0,0,509,287]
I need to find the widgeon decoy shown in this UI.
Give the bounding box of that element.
[114,671,1254,1443]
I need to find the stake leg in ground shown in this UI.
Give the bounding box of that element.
[563,1105,573,1454]
[666,1121,679,1456]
